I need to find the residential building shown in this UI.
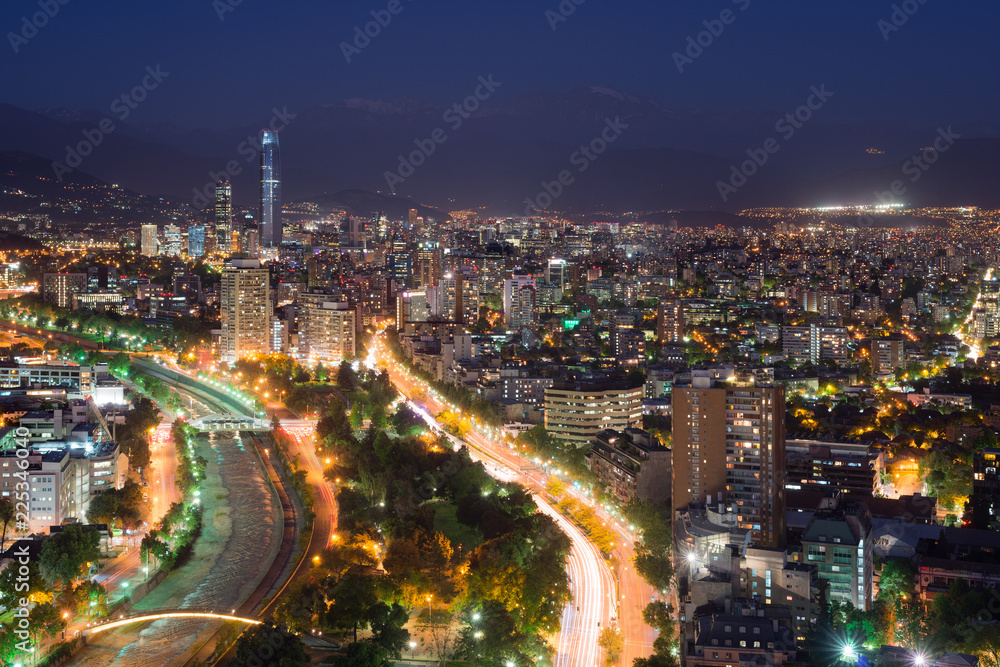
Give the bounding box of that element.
[672,379,786,548]
[971,448,1000,529]
[800,495,873,611]
[301,296,357,365]
[785,439,885,496]
[504,275,537,331]
[782,324,850,366]
[586,428,670,504]
[220,259,272,363]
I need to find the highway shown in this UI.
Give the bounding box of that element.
[368,335,656,665]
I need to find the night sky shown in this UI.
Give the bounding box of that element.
[2,0,999,130]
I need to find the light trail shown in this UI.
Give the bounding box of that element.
[86,612,262,636]
[371,336,620,664]
[957,266,993,361]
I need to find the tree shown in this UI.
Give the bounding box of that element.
[28,602,64,646]
[232,623,308,666]
[329,640,392,667]
[366,602,411,657]
[38,523,101,588]
[0,497,13,548]
[599,623,625,663]
[325,572,380,642]
[337,361,357,392]
[0,558,47,607]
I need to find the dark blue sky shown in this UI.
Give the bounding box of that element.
[2,0,998,129]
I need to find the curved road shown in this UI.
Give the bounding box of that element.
[370,336,656,664]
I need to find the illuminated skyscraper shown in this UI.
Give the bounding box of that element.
[140,224,158,257]
[188,225,206,257]
[215,180,232,252]
[259,130,282,248]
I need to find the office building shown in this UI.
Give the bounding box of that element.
[672,380,786,548]
[544,379,644,447]
[0,363,93,393]
[188,225,206,257]
[141,224,158,257]
[785,439,885,496]
[415,240,441,289]
[259,130,282,248]
[220,259,272,363]
[215,179,232,252]
[162,224,182,256]
[72,293,124,314]
[546,258,567,294]
[387,250,413,289]
[42,273,87,308]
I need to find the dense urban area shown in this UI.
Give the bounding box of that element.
[0,145,999,667]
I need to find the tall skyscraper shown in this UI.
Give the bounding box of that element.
[414,241,441,289]
[672,379,786,548]
[220,259,272,363]
[140,224,158,257]
[215,180,232,252]
[162,224,182,256]
[546,258,567,293]
[188,225,206,257]
[259,130,282,248]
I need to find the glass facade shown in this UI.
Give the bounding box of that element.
[259,130,282,248]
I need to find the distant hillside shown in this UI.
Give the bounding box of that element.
[0,231,43,251]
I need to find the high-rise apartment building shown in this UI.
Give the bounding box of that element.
[259,130,282,248]
[657,299,686,343]
[672,379,786,548]
[870,336,905,375]
[782,324,849,366]
[504,275,537,332]
[300,294,357,365]
[140,224,158,257]
[215,180,232,252]
[415,241,441,289]
[220,259,272,363]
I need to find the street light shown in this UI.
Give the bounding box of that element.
[408,640,416,659]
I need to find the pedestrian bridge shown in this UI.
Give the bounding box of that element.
[82,611,262,637]
[189,414,271,432]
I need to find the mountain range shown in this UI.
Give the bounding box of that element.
[2,87,1000,216]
